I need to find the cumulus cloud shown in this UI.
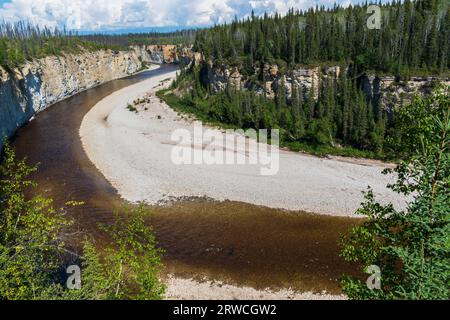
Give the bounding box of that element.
[0,0,365,31]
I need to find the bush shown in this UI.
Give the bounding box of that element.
[0,143,72,299]
[66,207,166,300]
[340,87,450,300]
[0,144,165,300]
[127,104,138,113]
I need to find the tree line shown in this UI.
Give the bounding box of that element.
[79,29,197,47]
[194,0,449,77]
[0,22,126,71]
[168,64,388,157]
[0,22,197,71]
[169,0,449,157]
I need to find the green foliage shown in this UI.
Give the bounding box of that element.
[0,144,165,300]
[66,207,166,300]
[0,143,71,299]
[127,104,138,113]
[194,0,449,76]
[161,64,388,158]
[386,89,450,159]
[340,88,450,300]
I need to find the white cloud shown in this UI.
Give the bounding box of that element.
[0,0,363,31]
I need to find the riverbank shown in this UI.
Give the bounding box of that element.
[10,64,358,300]
[150,199,359,300]
[77,67,407,299]
[0,49,159,150]
[79,70,405,217]
[165,276,346,300]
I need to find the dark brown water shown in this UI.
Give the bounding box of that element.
[11,65,361,294]
[13,66,178,231]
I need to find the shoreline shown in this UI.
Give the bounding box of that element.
[79,68,405,217]
[164,276,346,300]
[78,66,402,299]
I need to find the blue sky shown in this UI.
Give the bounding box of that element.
[0,0,392,33]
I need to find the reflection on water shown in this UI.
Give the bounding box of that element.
[11,65,360,294]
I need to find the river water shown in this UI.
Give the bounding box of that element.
[11,65,360,294]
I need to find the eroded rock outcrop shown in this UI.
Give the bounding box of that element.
[0,48,146,146]
[203,62,448,110]
[0,44,199,148]
[206,62,243,92]
[132,44,202,65]
[205,63,338,97]
[361,75,448,112]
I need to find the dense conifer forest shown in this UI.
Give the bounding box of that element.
[0,22,196,71]
[0,1,448,156]
[164,0,450,158]
[194,0,449,76]
[0,22,126,70]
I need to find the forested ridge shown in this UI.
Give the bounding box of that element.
[0,22,128,71]
[165,67,392,157]
[0,1,449,157]
[79,29,197,47]
[165,0,450,158]
[194,0,449,76]
[0,22,195,71]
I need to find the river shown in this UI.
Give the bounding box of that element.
[11,65,360,295]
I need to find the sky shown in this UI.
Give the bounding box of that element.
[0,0,389,33]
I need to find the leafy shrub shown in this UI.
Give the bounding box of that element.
[0,144,165,300]
[127,104,138,113]
[340,88,450,300]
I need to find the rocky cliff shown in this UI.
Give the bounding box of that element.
[203,62,449,111]
[0,48,150,147]
[0,44,201,149]
[132,44,202,65]
[360,75,448,112]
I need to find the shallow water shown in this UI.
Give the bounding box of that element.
[151,200,361,293]
[11,65,361,294]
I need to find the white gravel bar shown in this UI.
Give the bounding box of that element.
[165,276,346,300]
[80,67,405,217]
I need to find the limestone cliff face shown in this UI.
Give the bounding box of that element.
[132,44,202,65]
[204,62,449,110]
[0,44,198,148]
[0,48,145,146]
[206,62,243,92]
[360,75,449,112]
[205,63,338,98]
